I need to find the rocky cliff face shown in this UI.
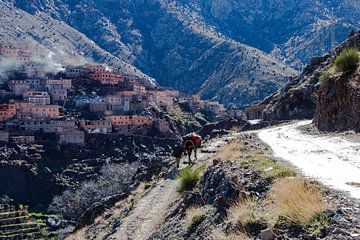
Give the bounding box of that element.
[314,70,360,132]
[263,31,360,121]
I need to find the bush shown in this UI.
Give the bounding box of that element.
[177,166,204,192]
[334,48,360,72]
[227,197,268,234]
[49,163,138,221]
[270,178,325,225]
[319,71,331,86]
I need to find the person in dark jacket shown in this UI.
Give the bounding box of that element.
[172,143,185,168]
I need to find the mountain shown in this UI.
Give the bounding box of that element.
[262,30,360,121]
[6,1,360,108]
[186,0,360,69]
[2,0,297,108]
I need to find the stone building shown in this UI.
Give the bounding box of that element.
[0,104,16,122]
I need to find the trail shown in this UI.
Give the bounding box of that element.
[106,135,233,240]
[258,120,360,199]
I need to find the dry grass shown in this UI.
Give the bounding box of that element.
[269,178,325,225]
[227,197,271,234]
[210,140,245,162]
[227,198,259,227]
[210,228,250,240]
[185,205,211,228]
[177,165,205,192]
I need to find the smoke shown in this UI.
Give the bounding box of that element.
[0,43,92,80]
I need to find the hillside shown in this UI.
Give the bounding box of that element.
[187,0,360,69]
[262,31,360,121]
[3,0,297,107]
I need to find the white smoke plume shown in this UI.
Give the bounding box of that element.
[0,42,93,80]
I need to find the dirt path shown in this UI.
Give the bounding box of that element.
[105,135,233,240]
[258,120,360,199]
[67,134,234,240]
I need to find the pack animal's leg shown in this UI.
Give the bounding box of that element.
[194,148,197,160]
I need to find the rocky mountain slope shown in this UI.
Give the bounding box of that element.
[188,0,360,69]
[314,68,360,132]
[3,0,297,107]
[0,1,151,82]
[263,30,360,121]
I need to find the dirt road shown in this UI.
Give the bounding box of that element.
[258,120,360,199]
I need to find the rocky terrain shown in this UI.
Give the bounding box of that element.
[314,69,360,132]
[263,30,360,121]
[67,130,360,240]
[190,0,360,69]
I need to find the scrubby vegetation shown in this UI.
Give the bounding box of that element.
[49,163,137,221]
[319,71,331,86]
[185,206,210,228]
[177,166,204,192]
[334,47,360,73]
[270,178,325,225]
[241,153,296,179]
[228,197,267,234]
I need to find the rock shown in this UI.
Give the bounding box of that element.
[323,209,336,218]
[261,228,275,240]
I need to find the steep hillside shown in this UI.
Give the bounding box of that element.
[314,69,360,132]
[263,31,360,121]
[183,0,360,69]
[0,1,152,82]
[7,0,297,107]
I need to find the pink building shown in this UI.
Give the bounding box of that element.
[43,79,72,90]
[18,104,61,119]
[105,115,151,127]
[0,104,16,121]
[0,43,18,57]
[84,64,107,73]
[89,72,123,85]
[80,120,112,133]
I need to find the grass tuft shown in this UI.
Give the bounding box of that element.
[319,71,331,86]
[177,165,204,192]
[227,197,268,234]
[270,178,325,226]
[335,47,360,73]
[241,154,296,179]
[185,206,211,228]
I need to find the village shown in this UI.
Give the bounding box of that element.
[0,42,237,146]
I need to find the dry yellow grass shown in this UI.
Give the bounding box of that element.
[210,228,250,240]
[210,140,245,162]
[227,197,259,227]
[269,178,325,225]
[185,205,211,228]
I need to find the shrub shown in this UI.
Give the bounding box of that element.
[49,163,138,221]
[177,166,204,192]
[269,178,325,225]
[319,71,331,86]
[227,197,268,234]
[334,47,360,72]
[185,206,210,228]
[144,184,152,190]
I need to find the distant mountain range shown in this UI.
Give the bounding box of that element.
[2,0,360,107]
